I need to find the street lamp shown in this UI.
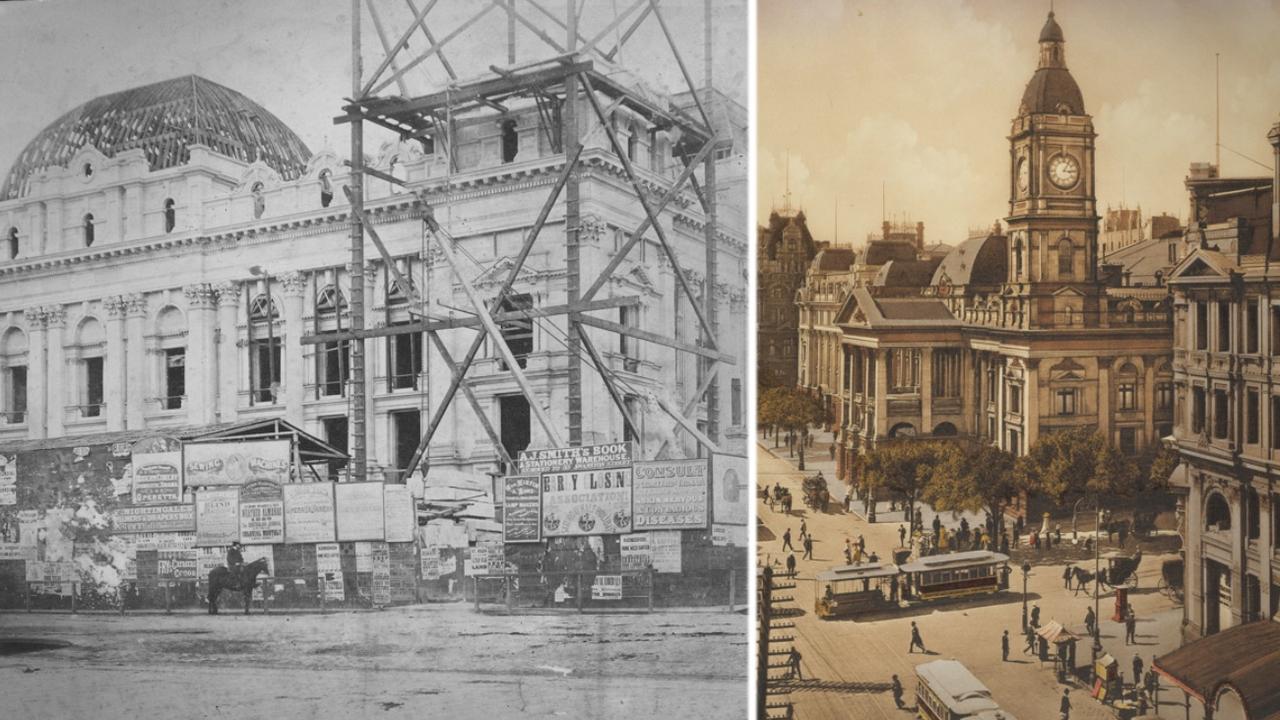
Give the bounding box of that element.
[1080,494,1104,680]
[1020,561,1031,631]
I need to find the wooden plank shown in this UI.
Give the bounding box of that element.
[575,326,640,444]
[576,314,734,364]
[425,331,513,468]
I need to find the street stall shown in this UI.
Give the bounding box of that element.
[1153,621,1280,720]
[1034,620,1079,682]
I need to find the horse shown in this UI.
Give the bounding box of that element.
[207,557,269,615]
[1071,566,1096,595]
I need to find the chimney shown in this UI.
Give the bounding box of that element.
[1269,121,1280,245]
[916,221,925,252]
[882,220,891,240]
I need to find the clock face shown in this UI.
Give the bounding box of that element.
[1016,158,1029,194]
[1048,154,1080,190]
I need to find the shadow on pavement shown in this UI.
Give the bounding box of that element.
[780,679,891,695]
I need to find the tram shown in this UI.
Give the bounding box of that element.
[814,562,899,619]
[914,659,1019,720]
[899,551,1009,602]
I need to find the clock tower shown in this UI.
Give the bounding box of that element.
[1005,11,1099,329]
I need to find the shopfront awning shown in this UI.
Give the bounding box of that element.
[1153,621,1280,720]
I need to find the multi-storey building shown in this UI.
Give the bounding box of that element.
[830,11,1173,482]
[757,205,818,388]
[797,246,855,419]
[1166,120,1280,638]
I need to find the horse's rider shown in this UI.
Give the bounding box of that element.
[227,541,245,582]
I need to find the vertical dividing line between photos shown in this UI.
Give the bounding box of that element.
[745,0,761,717]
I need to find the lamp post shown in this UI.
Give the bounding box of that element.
[249,265,276,403]
[1021,561,1031,631]
[1080,494,1104,681]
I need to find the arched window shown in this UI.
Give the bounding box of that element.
[1058,237,1074,277]
[251,182,265,219]
[83,213,95,247]
[0,327,29,424]
[319,169,334,208]
[932,422,958,436]
[500,120,518,164]
[888,422,917,438]
[315,285,349,398]
[1205,491,1231,532]
[6,228,17,260]
[163,198,176,233]
[1013,237,1024,278]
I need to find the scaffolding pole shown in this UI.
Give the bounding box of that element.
[349,0,368,483]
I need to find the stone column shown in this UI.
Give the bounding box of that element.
[44,198,64,254]
[184,284,218,426]
[125,294,148,429]
[215,282,241,423]
[1228,484,1245,627]
[1142,357,1156,447]
[103,296,128,431]
[280,271,307,425]
[364,265,379,469]
[122,183,143,241]
[1097,357,1114,441]
[873,350,888,439]
[920,348,934,434]
[1184,473,1204,636]
[1024,359,1040,450]
[23,308,47,439]
[44,306,66,438]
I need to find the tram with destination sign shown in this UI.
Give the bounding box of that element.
[814,562,899,619]
[914,659,1018,720]
[899,551,1009,602]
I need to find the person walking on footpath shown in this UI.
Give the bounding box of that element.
[1059,689,1072,720]
[1023,625,1037,654]
[799,519,808,541]
[1125,608,1137,644]
[908,621,927,653]
[932,514,942,538]
[857,534,866,554]
[898,524,907,547]
[786,553,796,576]
[1001,629,1010,661]
[1030,603,1041,628]
[1063,564,1073,589]
[803,535,814,560]
[890,674,904,709]
[789,646,803,680]
[1132,654,1144,690]
[782,528,795,552]
[1085,606,1096,637]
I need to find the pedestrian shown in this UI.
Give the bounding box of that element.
[1118,522,1129,548]
[1063,564,1073,589]
[782,528,795,552]
[1145,664,1159,702]
[1060,689,1072,720]
[1000,533,1010,554]
[908,621,926,653]
[784,494,793,514]
[829,444,836,461]
[857,534,865,553]
[932,515,942,537]
[800,519,808,540]
[1023,625,1037,654]
[786,553,796,575]
[1001,629,1010,662]
[898,524,907,548]
[844,545,853,565]
[1125,609,1137,644]
[1132,654,1144,690]
[789,646,803,680]
[1084,606,1096,637]
[803,535,814,560]
[890,674,904,709]
[1030,603,1041,628]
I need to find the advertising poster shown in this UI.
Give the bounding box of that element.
[195,547,224,579]
[0,543,35,561]
[649,530,683,573]
[710,454,749,525]
[465,545,488,577]
[283,483,336,544]
[591,574,623,600]
[111,504,195,534]
[183,440,291,487]
[421,552,440,581]
[335,482,385,541]
[711,524,746,547]
[371,541,391,605]
[315,543,342,575]
[502,475,541,543]
[157,549,197,580]
[131,451,183,504]
[517,442,633,474]
[438,555,457,576]
[195,488,240,547]
[239,480,284,544]
[354,541,374,572]
[0,454,16,506]
[382,484,415,543]
[540,467,633,537]
[620,533,651,571]
[632,459,708,530]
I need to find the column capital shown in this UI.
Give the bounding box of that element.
[184,283,217,309]
[104,295,130,319]
[125,293,149,319]
[279,271,307,298]
[1097,356,1115,370]
[214,281,241,307]
[43,306,66,328]
[23,307,47,329]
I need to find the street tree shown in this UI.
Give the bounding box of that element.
[862,440,949,527]
[759,386,826,470]
[924,443,1018,532]
[1014,428,1108,506]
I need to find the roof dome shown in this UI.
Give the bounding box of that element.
[2,75,311,200]
[1039,11,1064,42]
[1019,12,1084,116]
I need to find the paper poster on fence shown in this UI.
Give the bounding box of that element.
[131,451,183,504]
[238,480,284,545]
[711,523,746,547]
[0,454,16,505]
[591,574,623,600]
[158,549,197,580]
[632,459,708,530]
[335,482,385,541]
[382,484,415,543]
[283,483,336,544]
[112,504,195,534]
[650,530,683,573]
[184,440,291,487]
[371,541,391,606]
[710,454,749,525]
[620,533,651,571]
[540,468,633,537]
[195,488,240,547]
[517,442,634,474]
[315,543,341,575]
[503,475,541,543]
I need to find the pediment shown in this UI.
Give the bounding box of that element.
[1052,285,1085,297]
[474,255,544,288]
[237,161,282,191]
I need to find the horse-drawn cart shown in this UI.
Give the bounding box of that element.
[1159,557,1184,601]
[802,473,829,511]
[1099,550,1142,590]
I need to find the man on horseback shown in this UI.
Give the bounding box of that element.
[227,541,245,585]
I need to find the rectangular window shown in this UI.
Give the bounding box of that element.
[1156,382,1174,411]
[1247,389,1260,444]
[731,378,743,426]
[987,416,996,439]
[1273,397,1280,449]
[81,356,104,417]
[389,409,421,483]
[1118,382,1137,411]
[251,338,282,403]
[387,326,422,390]
[317,340,349,397]
[499,394,531,473]
[1119,427,1138,455]
[1007,428,1021,456]
[1196,302,1208,350]
[1217,302,1231,352]
[321,415,349,481]
[1247,299,1260,353]
[499,293,534,370]
[1213,389,1229,439]
[4,365,26,423]
[163,347,185,410]
[1008,384,1022,414]
[1055,388,1077,416]
[623,394,642,443]
[1272,306,1280,356]
[1192,387,1206,434]
[619,305,639,369]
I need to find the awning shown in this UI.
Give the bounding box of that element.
[1035,620,1079,645]
[1153,621,1280,720]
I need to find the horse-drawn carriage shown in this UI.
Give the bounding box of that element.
[1159,556,1184,601]
[802,473,829,511]
[1100,549,1142,589]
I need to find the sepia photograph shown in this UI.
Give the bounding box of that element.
[0,1,749,718]
[755,2,1280,720]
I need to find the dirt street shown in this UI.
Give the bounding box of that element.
[1,604,747,719]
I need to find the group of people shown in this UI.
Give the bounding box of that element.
[765,482,794,514]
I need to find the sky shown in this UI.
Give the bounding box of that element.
[0,0,746,182]
[758,0,1280,249]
